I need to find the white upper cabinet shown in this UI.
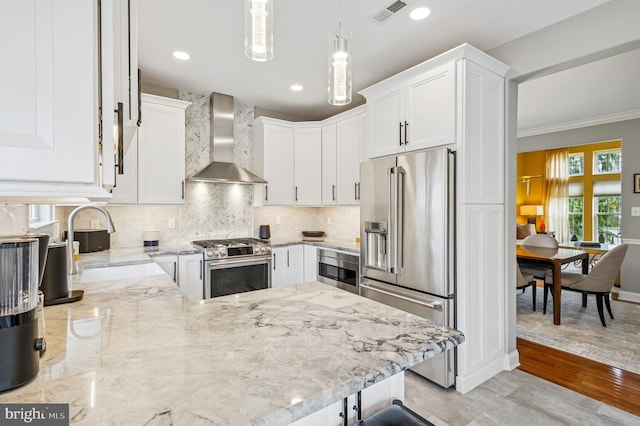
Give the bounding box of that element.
[321,124,338,205]
[110,94,190,205]
[254,118,321,206]
[361,61,456,158]
[137,95,190,204]
[294,127,322,206]
[0,0,112,201]
[335,112,364,205]
[322,108,365,206]
[256,120,295,205]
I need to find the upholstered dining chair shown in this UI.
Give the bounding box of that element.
[543,244,628,326]
[518,234,559,281]
[516,263,537,311]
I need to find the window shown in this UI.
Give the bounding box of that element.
[28,204,55,227]
[593,149,621,175]
[568,197,583,240]
[568,153,584,176]
[594,196,621,242]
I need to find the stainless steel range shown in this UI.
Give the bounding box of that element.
[192,238,271,298]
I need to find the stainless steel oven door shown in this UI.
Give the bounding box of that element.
[204,255,271,298]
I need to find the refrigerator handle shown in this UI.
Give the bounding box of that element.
[388,168,395,274]
[389,166,405,275]
[395,166,405,274]
[360,282,443,311]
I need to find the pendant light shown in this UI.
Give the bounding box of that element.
[328,14,352,105]
[245,0,274,62]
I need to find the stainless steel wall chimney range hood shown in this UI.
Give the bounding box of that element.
[189,92,267,184]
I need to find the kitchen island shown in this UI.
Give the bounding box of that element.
[1,265,463,425]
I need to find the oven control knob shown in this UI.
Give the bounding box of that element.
[205,248,215,258]
[263,247,271,254]
[256,247,264,254]
[215,248,226,258]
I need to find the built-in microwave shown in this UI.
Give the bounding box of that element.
[317,249,359,294]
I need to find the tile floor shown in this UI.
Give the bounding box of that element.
[404,369,640,425]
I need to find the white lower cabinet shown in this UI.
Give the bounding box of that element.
[271,245,304,288]
[178,253,204,301]
[303,245,318,282]
[290,373,404,426]
[151,255,178,284]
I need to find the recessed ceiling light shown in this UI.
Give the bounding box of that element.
[410,7,431,21]
[173,51,190,60]
[290,84,304,91]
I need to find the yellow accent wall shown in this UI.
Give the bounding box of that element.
[516,140,621,239]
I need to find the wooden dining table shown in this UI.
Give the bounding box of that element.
[516,245,589,325]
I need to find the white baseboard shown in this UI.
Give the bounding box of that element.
[455,356,505,394]
[618,290,640,303]
[503,350,520,371]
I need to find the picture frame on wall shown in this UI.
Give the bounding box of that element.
[635,173,640,193]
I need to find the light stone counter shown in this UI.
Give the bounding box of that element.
[1,273,463,425]
[270,239,360,255]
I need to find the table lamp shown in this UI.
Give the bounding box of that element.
[520,205,544,226]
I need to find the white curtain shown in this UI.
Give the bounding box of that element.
[545,149,569,242]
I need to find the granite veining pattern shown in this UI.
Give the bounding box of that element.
[1,277,464,426]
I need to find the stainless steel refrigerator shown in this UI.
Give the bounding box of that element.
[359,147,456,388]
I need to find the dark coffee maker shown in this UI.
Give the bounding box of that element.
[259,225,270,240]
[0,237,46,391]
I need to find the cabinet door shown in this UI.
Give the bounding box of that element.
[151,255,178,284]
[0,0,99,186]
[404,62,456,151]
[303,245,318,282]
[271,247,289,287]
[287,245,305,285]
[138,96,187,204]
[109,130,138,204]
[263,124,295,205]
[178,254,203,300]
[321,124,337,205]
[365,86,404,159]
[294,127,322,206]
[336,114,364,205]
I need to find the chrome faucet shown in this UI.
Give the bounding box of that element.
[67,205,116,275]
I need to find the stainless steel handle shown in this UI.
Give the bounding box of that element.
[332,184,336,201]
[181,180,185,199]
[356,182,360,200]
[172,261,177,283]
[199,260,203,280]
[116,102,124,174]
[136,69,142,126]
[360,282,443,310]
[287,250,290,267]
[404,120,409,145]
[273,253,276,270]
[265,184,268,201]
[389,167,404,274]
[295,186,298,202]
[396,167,404,273]
[354,182,358,200]
[399,122,403,145]
[387,169,394,274]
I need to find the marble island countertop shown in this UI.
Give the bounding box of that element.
[1,270,464,425]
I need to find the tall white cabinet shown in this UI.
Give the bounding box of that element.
[0,0,137,202]
[360,43,510,394]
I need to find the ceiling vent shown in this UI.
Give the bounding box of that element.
[370,1,407,24]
